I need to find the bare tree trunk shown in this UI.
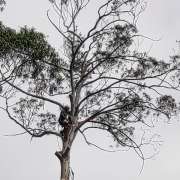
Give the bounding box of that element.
[60,152,70,180]
[55,150,71,180]
[56,120,77,180]
[55,128,75,180]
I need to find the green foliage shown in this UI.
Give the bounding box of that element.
[0,0,5,11]
[0,22,68,135]
[0,0,179,150]
[0,22,66,95]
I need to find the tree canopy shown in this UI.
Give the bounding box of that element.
[0,0,180,179]
[0,0,5,11]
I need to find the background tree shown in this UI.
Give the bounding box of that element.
[0,0,180,180]
[0,0,5,11]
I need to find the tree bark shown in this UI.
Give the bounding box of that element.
[55,150,71,180]
[56,118,78,180]
[55,128,76,180]
[60,152,70,180]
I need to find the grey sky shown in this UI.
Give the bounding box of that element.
[0,0,180,180]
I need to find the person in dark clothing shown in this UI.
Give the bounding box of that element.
[58,106,70,127]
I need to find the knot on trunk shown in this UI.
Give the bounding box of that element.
[55,151,63,160]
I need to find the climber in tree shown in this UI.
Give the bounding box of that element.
[58,106,71,127]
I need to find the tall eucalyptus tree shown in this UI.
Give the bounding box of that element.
[0,0,180,180]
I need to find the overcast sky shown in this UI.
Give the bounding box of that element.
[0,0,180,180]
